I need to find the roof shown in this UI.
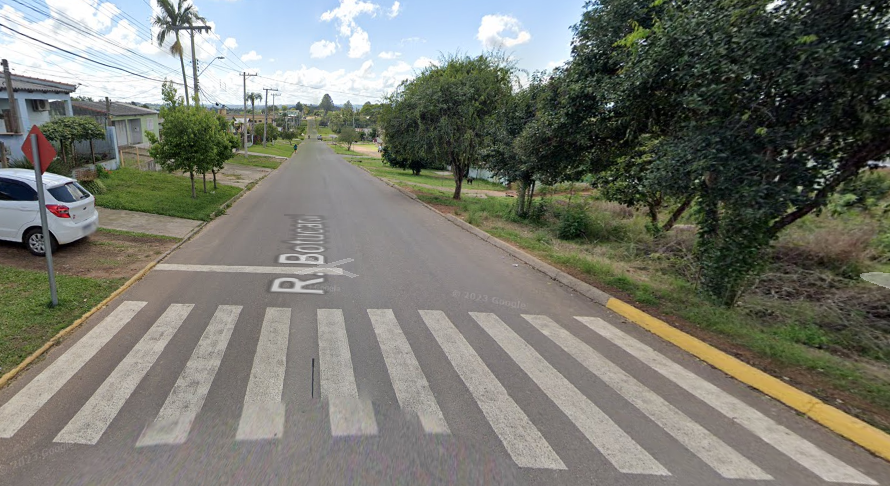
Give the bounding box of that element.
[0,168,74,187]
[0,74,77,94]
[72,100,158,117]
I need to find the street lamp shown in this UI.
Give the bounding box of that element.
[199,56,225,77]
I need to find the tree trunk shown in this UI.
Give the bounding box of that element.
[89,139,95,164]
[202,172,207,193]
[527,180,536,215]
[190,170,196,199]
[662,195,694,233]
[452,162,463,200]
[212,169,217,190]
[647,202,659,228]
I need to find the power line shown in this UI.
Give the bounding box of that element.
[0,24,184,85]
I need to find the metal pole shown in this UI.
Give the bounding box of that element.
[31,134,58,307]
[243,73,248,156]
[263,91,268,148]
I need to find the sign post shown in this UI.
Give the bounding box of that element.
[21,125,58,307]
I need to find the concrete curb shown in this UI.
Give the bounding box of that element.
[0,168,274,391]
[361,165,890,463]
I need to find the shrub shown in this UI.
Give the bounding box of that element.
[839,170,890,209]
[557,205,590,240]
[80,179,107,195]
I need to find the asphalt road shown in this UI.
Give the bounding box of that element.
[1,127,889,486]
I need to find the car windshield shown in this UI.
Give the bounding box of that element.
[48,182,90,203]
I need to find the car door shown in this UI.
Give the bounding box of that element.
[0,178,38,241]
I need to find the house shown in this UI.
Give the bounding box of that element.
[72,100,159,147]
[0,74,76,160]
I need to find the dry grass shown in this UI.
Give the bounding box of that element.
[774,218,878,276]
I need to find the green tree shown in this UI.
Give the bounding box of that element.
[40,117,106,168]
[254,122,279,142]
[338,127,358,150]
[382,53,514,199]
[153,0,205,107]
[147,105,225,198]
[319,93,335,113]
[245,92,262,142]
[212,113,238,190]
[567,0,890,305]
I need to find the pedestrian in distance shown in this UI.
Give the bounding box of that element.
[293,142,298,155]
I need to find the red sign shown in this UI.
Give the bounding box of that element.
[21,125,56,174]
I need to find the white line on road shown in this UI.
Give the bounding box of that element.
[54,304,193,445]
[0,301,147,439]
[523,314,769,479]
[419,310,565,470]
[156,264,355,277]
[136,305,242,447]
[317,309,378,436]
[578,316,877,485]
[471,312,667,475]
[236,308,290,441]
[368,309,449,434]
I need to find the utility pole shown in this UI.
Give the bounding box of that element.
[271,92,280,137]
[242,72,257,157]
[2,59,21,135]
[262,87,278,147]
[172,25,212,106]
[105,97,112,127]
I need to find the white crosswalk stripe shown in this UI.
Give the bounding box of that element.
[577,316,877,485]
[471,312,667,475]
[419,310,566,470]
[523,314,770,480]
[237,308,290,441]
[317,309,378,436]
[54,304,193,445]
[368,309,449,434]
[0,301,147,439]
[0,301,880,484]
[136,305,242,447]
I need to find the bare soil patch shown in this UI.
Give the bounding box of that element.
[0,230,177,280]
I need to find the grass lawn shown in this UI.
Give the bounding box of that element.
[95,167,242,221]
[248,140,298,158]
[228,154,282,170]
[328,144,363,156]
[0,265,124,374]
[397,182,890,431]
[96,227,180,241]
[316,126,334,136]
[349,157,507,192]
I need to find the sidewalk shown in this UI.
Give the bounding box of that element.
[380,178,508,198]
[98,207,201,238]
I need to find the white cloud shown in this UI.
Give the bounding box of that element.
[378,51,401,59]
[399,36,425,46]
[348,27,371,58]
[413,56,438,69]
[546,60,565,70]
[358,60,374,78]
[388,1,400,18]
[223,37,238,49]
[477,14,531,49]
[310,39,337,58]
[241,50,262,62]
[321,0,378,37]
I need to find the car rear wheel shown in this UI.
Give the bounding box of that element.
[23,228,59,257]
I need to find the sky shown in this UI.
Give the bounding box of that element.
[0,0,586,107]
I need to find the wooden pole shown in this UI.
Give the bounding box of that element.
[2,59,21,134]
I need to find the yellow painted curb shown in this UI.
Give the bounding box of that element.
[605,297,890,462]
[0,261,158,390]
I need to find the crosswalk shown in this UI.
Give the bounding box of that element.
[0,301,879,484]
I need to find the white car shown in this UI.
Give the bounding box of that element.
[0,168,99,256]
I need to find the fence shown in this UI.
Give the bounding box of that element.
[119,145,158,171]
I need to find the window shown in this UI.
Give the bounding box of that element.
[0,179,37,201]
[48,182,90,202]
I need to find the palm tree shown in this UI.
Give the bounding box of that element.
[153,0,206,107]
[245,92,262,142]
